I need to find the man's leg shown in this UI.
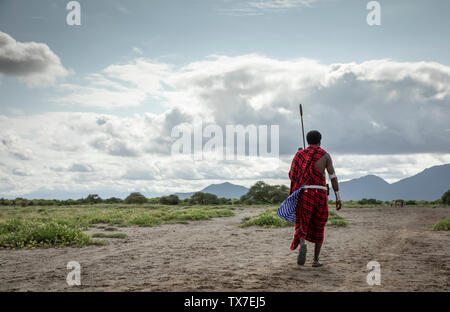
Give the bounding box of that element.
[297,193,312,265]
[311,191,327,267]
[297,238,307,265]
[296,193,313,265]
[313,243,322,266]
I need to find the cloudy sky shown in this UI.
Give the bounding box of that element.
[0,0,449,199]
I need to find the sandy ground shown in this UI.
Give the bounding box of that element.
[0,206,449,292]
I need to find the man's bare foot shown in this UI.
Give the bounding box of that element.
[312,261,323,267]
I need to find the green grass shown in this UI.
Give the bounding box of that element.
[104,227,118,231]
[0,204,235,249]
[241,208,347,228]
[0,204,235,229]
[431,218,450,231]
[241,208,292,228]
[92,233,127,239]
[327,210,348,227]
[0,219,105,249]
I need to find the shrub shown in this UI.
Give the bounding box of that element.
[147,197,161,204]
[190,192,219,205]
[105,197,123,204]
[92,233,127,239]
[328,211,348,227]
[218,197,232,205]
[84,194,103,204]
[242,181,289,204]
[241,208,291,228]
[241,208,348,228]
[124,192,147,204]
[159,194,180,205]
[432,219,450,231]
[0,219,99,249]
[358,198,379,205]
[441,190,450,206]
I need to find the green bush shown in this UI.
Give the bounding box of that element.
[241,208,347,228]
[190,192,219,205]
[84,194,102,204]
[92,233,127,239]
[241,181,289,204]
[105,197,123,204]
[159,194,180,205]
[241,208,291,228]
[129,215,162,227]
[0,203,237,249]
[0,219,100,249]
[124,192,147,204]
[358,198,382,205]
[218,197,232,205]
[441,190,450,206]
[327,211,348,227]
[327,219,348,226]
[432,218,450,231]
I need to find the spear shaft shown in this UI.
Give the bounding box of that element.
[299,104,306,149]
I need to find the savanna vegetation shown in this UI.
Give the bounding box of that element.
[1,183,447,208]
[92,233,128,239]
[431,218,450,231]
[240,208,347,228]
[0,184,447,249]
[0,204,235,249]
[442,189,450,206]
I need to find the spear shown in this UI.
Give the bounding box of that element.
[299,104,306,149]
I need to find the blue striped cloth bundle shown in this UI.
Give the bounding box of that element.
[277,186,304,223]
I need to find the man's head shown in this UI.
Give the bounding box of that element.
[306,130,322,146]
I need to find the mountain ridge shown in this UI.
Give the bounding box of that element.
[9,164,450,201]
[175,182,249,199]
[340,164,450,200]
[175,164,450,201]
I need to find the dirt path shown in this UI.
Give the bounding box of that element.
[0,207,449,291]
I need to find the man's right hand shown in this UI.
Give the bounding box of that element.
[336,200,342,210]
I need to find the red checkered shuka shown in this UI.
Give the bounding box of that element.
[289,145,328,250]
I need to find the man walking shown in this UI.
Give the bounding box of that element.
[289,130,341,267]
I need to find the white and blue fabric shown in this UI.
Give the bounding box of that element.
[277,186,304,223]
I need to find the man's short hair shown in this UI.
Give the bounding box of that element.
[307,130,322,145]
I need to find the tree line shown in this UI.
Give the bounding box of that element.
[0,181,289,207]
[1,185,448,207]
[353,198,441,206]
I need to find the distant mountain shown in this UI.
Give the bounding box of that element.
[340,164,450,201]
[175,182,249,199]
[339,175,390,200]
[202,182,249,198]
[12,165,449,201]
[389,164,450,200]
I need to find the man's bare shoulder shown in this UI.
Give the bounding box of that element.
[319,152,331,160]
[317,153,332,168]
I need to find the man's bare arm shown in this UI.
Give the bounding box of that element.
[326,154,342,210]
[326,154,338,192]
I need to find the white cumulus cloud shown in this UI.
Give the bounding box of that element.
[0,31,68,87]
[57,55,450,154]
[2,54,450,198]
